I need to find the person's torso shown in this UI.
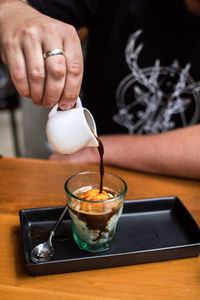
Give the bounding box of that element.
[82,0,200,134]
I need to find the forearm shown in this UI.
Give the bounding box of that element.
[100,125,200,179]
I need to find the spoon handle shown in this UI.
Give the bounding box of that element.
[51,205,68,235]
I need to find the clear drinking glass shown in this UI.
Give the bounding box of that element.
[65,171,127,253]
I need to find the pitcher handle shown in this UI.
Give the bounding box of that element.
[48,103,59,118]
[76,97,82,108]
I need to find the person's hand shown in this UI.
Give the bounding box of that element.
[0,0,83,109]
[49,148,99,164]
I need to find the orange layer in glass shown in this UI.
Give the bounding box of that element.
[77,188,113,212]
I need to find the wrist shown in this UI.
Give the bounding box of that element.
[0,0,29,18]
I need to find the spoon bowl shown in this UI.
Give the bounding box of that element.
[30,206,68,263]
[30,232,54,263]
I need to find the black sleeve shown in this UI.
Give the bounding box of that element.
[27,0,99,28]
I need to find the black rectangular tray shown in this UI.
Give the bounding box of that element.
[19,196,200,276]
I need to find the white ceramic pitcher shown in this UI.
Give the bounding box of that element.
[46,98,99,154]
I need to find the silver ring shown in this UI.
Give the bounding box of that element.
[43,48,64,59]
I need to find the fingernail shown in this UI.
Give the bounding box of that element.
[60,103,73,110]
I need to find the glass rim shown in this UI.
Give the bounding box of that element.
[64,171,127,203]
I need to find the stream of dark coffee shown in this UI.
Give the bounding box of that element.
[91,130,105,193]
[96,136,104,193]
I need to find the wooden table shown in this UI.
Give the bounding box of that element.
[0,157,199,299]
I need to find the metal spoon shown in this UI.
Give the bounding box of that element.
[30,206,68,263]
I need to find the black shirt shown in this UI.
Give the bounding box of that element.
[27,0,200,134]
